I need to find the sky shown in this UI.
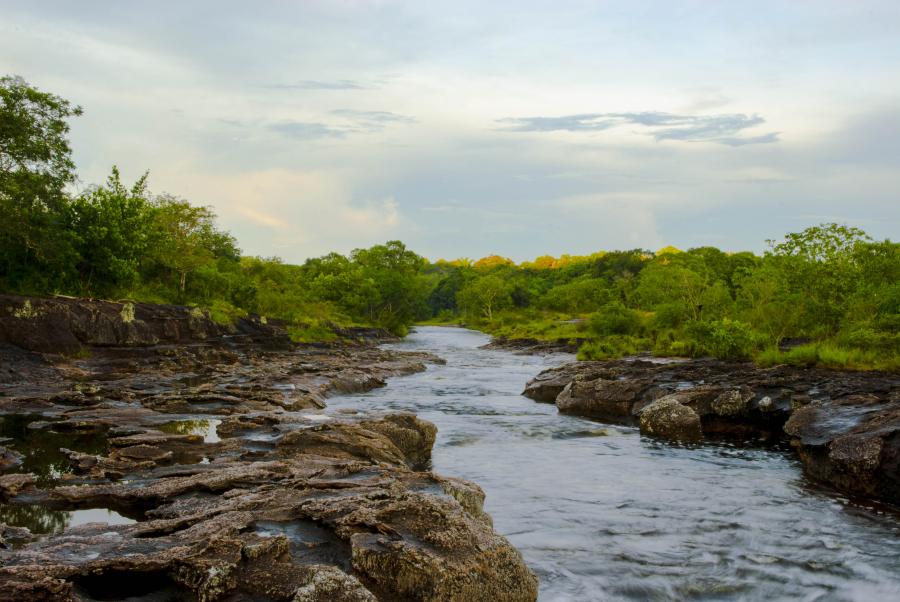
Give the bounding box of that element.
[2,1,899,262]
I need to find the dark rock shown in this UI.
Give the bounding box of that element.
[483,336,584,355]
[0,294,291,354]
[0,296,536,601]
[525,356,900,504]
[638,396,703,442]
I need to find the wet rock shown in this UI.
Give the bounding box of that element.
[785,395,900,503]
[0,446,23,471]
[0,294,292,354]
[0,523,32,549]
[483,336,584,355]
[0,296,536,601]
[639,396,702,442]
[521,365,581,403]
[0,474,34,499]
[527,357,900,504]
[556,377,649,423]
[292,565,377,601]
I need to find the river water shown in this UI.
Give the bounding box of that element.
[327,326,900,602]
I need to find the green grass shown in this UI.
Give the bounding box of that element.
[474,310,589,341]
[755,342,900,372]
[577,336,648,360]
[206,300,247,326]
[287,321,338,343]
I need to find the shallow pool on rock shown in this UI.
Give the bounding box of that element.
[326,326,900,601]
[157,418,221,442]
[0,503,135,535]
[0,413,109,486]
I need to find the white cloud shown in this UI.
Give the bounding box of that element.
[171,169,408,260]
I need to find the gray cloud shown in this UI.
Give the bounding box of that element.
[717,132,781,147]
[268,121,345,140]
[498,111,778,146]
[331,109,416,124]
[266,110,415,140]
[331,109,417,132]
[265,80,368,90]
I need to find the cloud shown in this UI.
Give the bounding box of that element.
[496,114,618,132]
[184,169,408,260]
[265,111,416,140]
[331,109,416,125]
[267,121,345,140]
[717,132,781,147]
[331,109,417,133]
[264,80,368,90]
[498,111,779,146]
[238,207,286,229]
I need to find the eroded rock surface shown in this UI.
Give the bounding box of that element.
[0,296,536,602]
[525,357,900,505]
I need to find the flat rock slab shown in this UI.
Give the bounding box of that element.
[0,299,536,602]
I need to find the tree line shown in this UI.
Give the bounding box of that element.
[2,75,898,368]
[430,226,899,369]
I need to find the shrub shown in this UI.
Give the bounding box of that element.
[685,318,758,360]
[837,327,900,352]
[577,335,644,360]
[588,302,642,337]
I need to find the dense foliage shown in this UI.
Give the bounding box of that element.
[2,76,898,368]
[425,224,900,370]
[0,76,428,337]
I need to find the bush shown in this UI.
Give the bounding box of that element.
[837,327,900,352]
[577,335,644,360]
[685,318,758,360]
[588,302,642,337]
[756,342,900,372]
[206,300,247,326]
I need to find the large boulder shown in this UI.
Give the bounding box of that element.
[785,394,900,503]
[638,396,703,442]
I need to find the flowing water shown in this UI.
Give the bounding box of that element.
[327,326,900,602]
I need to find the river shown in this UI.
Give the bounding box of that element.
[326,326,900,601]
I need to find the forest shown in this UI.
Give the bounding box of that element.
[3,76,899,369]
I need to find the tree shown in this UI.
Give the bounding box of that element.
[0,76,82,290]
[351,241,428,333]
[66,167,155,296]
[767,223,872,335]
[635,264,709,321]
[457,275,512,321]
[151,195,237,297]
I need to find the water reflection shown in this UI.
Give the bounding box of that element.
[157,418,220,442]
[0,503,135,535]
[0,413,108,486]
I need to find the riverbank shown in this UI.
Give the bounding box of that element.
[524,357,900,506]
[0,296,538,601]
[325,327,900,601]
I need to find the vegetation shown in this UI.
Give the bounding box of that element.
[2,76,899,370]
[425,224,900,370]
[0,76,429,337]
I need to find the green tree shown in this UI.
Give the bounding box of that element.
[151,195,237,297]
[66,167,155,296]
[0,76,82,291]
[767,223,871,336]
[351,241,428,334]
[457,275,512,321]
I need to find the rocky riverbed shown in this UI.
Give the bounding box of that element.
[0,296,538,601]
[524,357,900,506]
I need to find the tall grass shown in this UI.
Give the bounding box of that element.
[755,343,900,372]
